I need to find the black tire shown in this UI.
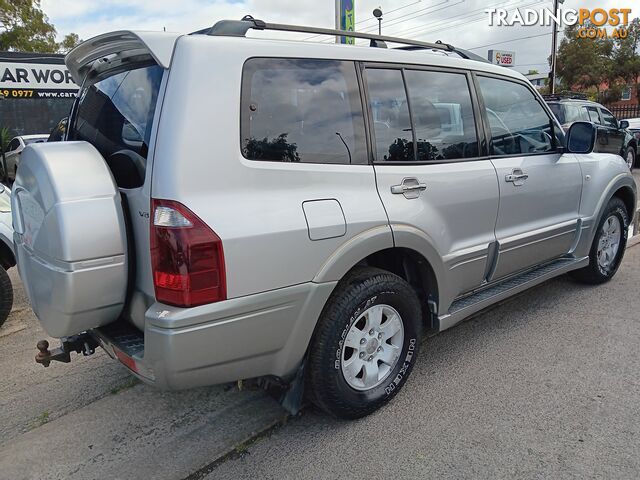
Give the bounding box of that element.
[306,267,422,419]
[0,267,13,327]
[625,146,636,170]
[571,197,629,285]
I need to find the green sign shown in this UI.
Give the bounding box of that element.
[340,0,355,45]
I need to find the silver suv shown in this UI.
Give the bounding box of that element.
[11,19,637,419]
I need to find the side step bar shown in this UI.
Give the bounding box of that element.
[438,257,588,332]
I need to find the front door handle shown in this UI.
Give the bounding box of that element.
[505,169,528,186]
[391,178,427,199]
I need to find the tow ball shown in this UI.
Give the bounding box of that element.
[35,334,99,367]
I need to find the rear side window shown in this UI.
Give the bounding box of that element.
[478,76,555,156]
[404,69,479,160]
[364,69,414,162]
[549,103,588,125]
[69,64,164,162]
[585,106,601,124]
[365,68,478,162]
[241,58,366,164]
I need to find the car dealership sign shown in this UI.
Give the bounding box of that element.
[488,50,515,67]
[0,60,78,99]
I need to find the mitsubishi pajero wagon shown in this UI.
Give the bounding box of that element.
[12,18,637,418]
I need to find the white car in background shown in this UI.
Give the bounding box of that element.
[0,183,14,327]
[624,118,640,141]
[1,134,49,181]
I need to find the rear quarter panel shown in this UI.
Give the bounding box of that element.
[151,36,393,298]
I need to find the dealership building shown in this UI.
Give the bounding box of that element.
[0,51,78,137]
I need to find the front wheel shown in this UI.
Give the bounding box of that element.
[571,197,629,284]
[625,146,636,170]
[306,267,423,419]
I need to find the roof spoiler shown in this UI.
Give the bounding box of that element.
[65,30,180,84]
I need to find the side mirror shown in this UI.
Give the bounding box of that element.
[619,120,629,130]
[566,121,597,154]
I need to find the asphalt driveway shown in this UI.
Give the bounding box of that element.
[1,237,639,480]
[210,244,640,480]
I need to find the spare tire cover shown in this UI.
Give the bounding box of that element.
[12,141,128,338]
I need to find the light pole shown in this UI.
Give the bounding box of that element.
[373,8,383,35]
[549,0,564,94]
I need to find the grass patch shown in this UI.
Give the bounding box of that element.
[27,411,50,431]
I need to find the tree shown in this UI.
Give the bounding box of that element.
[610,18,640,102]
[0,0,81,53]
[58,32,81,53]
[0,0,57,52]
[527,69,539,75]
[554,23,613,93]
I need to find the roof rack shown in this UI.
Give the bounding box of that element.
[542,92,588,101]
[193,16,489,64]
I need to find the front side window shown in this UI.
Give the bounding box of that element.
[404,69,478,160]
[69,63,164,162]
[600,109,618,129]
[478,76,555,156]
[241,58,366,164]
[365,69,414,162]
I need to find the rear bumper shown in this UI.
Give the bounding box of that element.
[93,281,336,389]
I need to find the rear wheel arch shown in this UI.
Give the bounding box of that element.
[325,247,440,331]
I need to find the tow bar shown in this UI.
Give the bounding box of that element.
[35,334,99,367]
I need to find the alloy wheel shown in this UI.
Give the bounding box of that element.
[340,304,404,391]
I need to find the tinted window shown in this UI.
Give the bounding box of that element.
[365,69,414,162]
[241,58,366,164]
[405,70,478,160]
[585,106,601,124]
[600,109,617,128]
[69,64,163,162]
[549,103,588,125]
[478,77,555,156]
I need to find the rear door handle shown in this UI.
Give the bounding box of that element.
[391,178,427,199]
[505,169,528,186]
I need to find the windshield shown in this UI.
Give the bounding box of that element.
[68,63,163,162]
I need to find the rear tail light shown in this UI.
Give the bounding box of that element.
[150,199,226,307]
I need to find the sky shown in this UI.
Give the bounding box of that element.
[40,0,631,75]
